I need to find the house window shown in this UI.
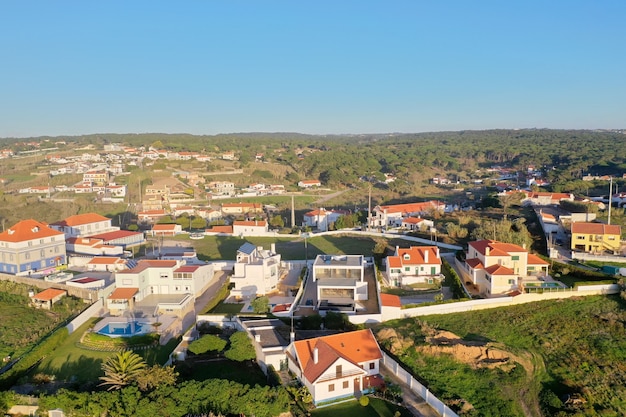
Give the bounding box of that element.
[420,266,424,272]
[28,241,33,247]
[576,236,584,240]
[336,365,342,378]
[25,253,30,260]
[55,246,59,253]
[508,279,516,284]
[40,239,44,244]
[40,250,45,258]
[343,381,349,389]
[404,267,410,272]
[512,255,519,261]
[328,384,335,392]
[369,362,375,370]
[160,273,169,279]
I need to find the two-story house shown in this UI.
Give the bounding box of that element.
[50,213,119,238]
[385,246,442,287]
[464,239,549,296]
[233,220,268,236]
[571,222,622,254]
[230,242,282,299]
[0,219,66,275]
[312,254,367,313]
[286,329,383,406]
[303,208,349,232]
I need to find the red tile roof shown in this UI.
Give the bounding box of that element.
[108,287,138,300]
[89,230,143,241]
[0,219,65,243]
[571,222,621,235]
[293,329,381,383]
[71,277,101,284]
[88,257,124,265]
[527,254,549,265]
[206,226,233,233]
[174,266,200,273]
[52,213,110,227]
[469,240,527,257]
[233,220,267,227]
[402,217,425,224]
[378,201,444,214]
[32,288,66,301]
[465,258,484,269]
[387,246,441,267]
[380,293,401,308]
[485,264,515,275]
[152,224,178,230]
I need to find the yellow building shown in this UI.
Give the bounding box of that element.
[571,222,622,254]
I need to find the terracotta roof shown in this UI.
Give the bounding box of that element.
[152,224,178,230]
[485,264,515,275]
[71,277,101,284]
[0,219,65,243]
[392,246,441,265]
[402,217,425,224]
[380,293,401,308]
[378,201,444,214]
[293,329,381,383]
[138,210,167,216]
[89,230,143,241]
[387,257,402,268]
[233,220,267,227]
[527,254,549,265]
[469,240,527,257]
[571,222,621,235]
[174,266,200,273]
[206,226,233,233]
[52,213,110,227]
[465,258,484,269]
[88,257,124,265]
[32,288,66,301]
[222,202,262,209]
[108,287,138,300]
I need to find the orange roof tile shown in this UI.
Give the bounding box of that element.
[527,254,549,265]
[32,288,66,301]
[52,213,110,227]
[380,293,401,308]
[293,329,381,383]
[571,222,621,235]
[485,264,515,275]
[394,246,441,265]
[206,226,233,233]
[233,220,267,227]
[0,219,65,243]
[108,287,138,300]
[88,257,124,265]
[465,258,484,269]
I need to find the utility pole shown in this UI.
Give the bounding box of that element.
[367,182,372,231]
[291,194,295,228]
[608,177,613,225]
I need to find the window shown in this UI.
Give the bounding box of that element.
[40,239,44,244]
[508,279,516,285]
[28,241,33,247]
[369,362,375,370]
[404,267,410,272]
[160,273,169,279]
[343,381,349,389]
[328,384,335,392]
[40,250,45,258]
[511,255,519,261]
[25,253,30,260]
[336,365,342,378]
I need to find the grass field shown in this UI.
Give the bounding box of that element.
[33,319,179,385]
[182,233,417,261]
[310,397,412,417]
[376,295,626,416]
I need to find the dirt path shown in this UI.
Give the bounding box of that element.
[313,189,349,205]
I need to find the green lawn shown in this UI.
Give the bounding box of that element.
[33,319,178,384]
[184,233,411,261]
[210,301,244,314]
[310,397,412,417]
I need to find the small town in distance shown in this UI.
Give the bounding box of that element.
[0,131,626,417]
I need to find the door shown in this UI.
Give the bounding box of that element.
[160,285,169,294]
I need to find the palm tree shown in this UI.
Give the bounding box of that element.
[99,350,147,391]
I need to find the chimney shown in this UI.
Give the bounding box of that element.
[485,246,490,256]
[254,334,261,343]
[424,249,429,263]
[436,247,440,258]
[290,331,295,343]
[395,245,399,255]
[271,243,276,254]
[313,347,319,364]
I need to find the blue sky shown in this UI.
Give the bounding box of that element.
[1,1,624,137]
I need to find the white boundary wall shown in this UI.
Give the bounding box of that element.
[65,299,104,334]
[382,352,459,417]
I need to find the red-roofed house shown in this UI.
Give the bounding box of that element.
[522,192,574,206]
[204,225,233,235]
[109,259,213,315]
[370,201,445,228]
[150,224,182,237]
[87,256,127,272]
[297,179,321,188]
[233,220,268,236]
[571,222,622,254]
[0,219,66,275]
[464,240,549,296]
[50,213,119,238]
[303,208,349,232]
[286,329,383,405]
[31,288,67,309]
[384,246,442,286]
[138,209,168,223]
[88,230,145,249]
[66,237,124,256]
[400,217,434,232]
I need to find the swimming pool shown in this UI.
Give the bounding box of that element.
[526,282,563,289]
[96,321,151,338]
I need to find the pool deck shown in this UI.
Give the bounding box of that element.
[92,315,177,335]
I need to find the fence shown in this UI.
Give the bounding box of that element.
[65,299,104,334]
[381,352,458,417]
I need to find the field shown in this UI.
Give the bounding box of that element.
[180,233,421,261]
[310,397,412,417]
[375,295,626,416]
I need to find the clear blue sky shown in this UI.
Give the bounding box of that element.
[1,1,624,137]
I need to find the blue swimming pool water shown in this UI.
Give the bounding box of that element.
[97,321,149,337]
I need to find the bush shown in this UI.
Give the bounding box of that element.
[359,395,370,406]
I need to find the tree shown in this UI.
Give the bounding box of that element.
[269,214,284,228]
[188,334,227,355]
[251,296,270,314]
[224,331,256,362]
[99,351,147,391]
[134,365,178,392]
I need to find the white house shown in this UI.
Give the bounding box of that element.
[230,242,281,299]
[312,254,367,313]
[232,220,268,236]
[400,217,433,232]
[50,213,119,238]
[303,208,349,232]
[298,179,321,188]
[370,201,445,228]
[385,246,442,287]
[286,329,383,406]
[66,237,124,256]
